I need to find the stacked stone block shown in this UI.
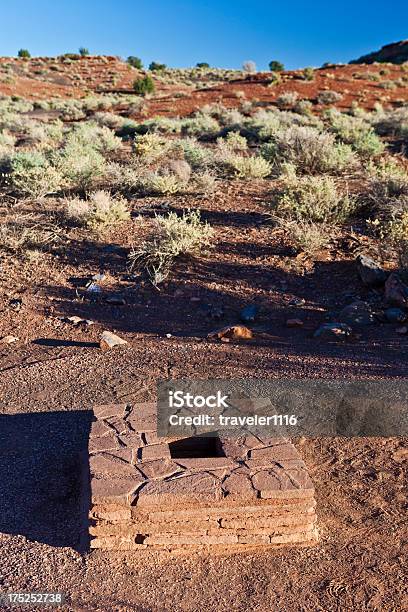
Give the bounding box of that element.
[88,403,318,550]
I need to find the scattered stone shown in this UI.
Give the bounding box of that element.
[63,316,94,326]
[8,298,23,311]
[313,322,352,341]
[100,331,128,351]
[356,255,387,287]
[0,335,18,344]
[86,282,102,294]
[384,307,407,324]
[240,304,259,323]
[105,294,126,305]
[338,301,375,327]
[286,318,304,328]
[384,273,408,309]
[208,325,253,341]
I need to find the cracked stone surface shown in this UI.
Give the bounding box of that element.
[88,403,318,550]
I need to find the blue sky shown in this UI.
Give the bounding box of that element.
[1,0,407,70]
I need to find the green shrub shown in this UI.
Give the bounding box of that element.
[79,47,89,57]
[196,62,210,69]
[133,75,155,95]
[269,60,284,72]
[129,209,214,284]
[272,176,355,223]
[149,61,166,72]
[127,56,143,69]
[18,49,30,58]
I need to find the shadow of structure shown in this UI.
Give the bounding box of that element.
[0,410,92,552]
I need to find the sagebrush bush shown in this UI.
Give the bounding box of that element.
[229,155,272,179]
[276,218,332,256]
[371,106,408,138]
[178,137,214,169]
[272,175,355,223]
[129,210,214,284]
[182,113,220,137]
[318,90,343,105]
[325,109,384,158]
[65,190,130,229]
[261,125,356,174]
[276,92,299,109]
[144,173,182,195]
[303,67,315,81]
[66,122,122,154]
[133,132,167,161]
[219,131,248,152]
[55,142,106,190]
[8,151,63,197]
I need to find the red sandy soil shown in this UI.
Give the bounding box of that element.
[0,56,407,116]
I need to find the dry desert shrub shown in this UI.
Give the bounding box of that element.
[275,218,332,256]
[276,91,299,109]
[7,150,64,198]
[271,175,355,224]
[325,109,384,158]
[65,190,130,230]
[317,90,343,105]
[129,209,214,285]
[261,125,356,174]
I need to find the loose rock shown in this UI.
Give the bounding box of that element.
[313,323,352,341]
[384,307,407,324]
[0,335,18,344]
[384,273,408,309]
[356,255,387,287]
[338,301,375,327]
[100,331,128,351]
[208,325,253,341]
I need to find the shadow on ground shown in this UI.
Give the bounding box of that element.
[0,410,92,551]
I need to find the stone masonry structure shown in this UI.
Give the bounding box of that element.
[88,403,318,550]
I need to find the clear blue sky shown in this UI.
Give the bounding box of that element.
[1,0,407,70]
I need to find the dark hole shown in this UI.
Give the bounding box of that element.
[135,534,146,544]
[169,435,225,459]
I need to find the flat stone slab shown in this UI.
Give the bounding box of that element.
[88,403,318,550]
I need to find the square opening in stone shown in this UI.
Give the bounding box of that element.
[169,434,226,459]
